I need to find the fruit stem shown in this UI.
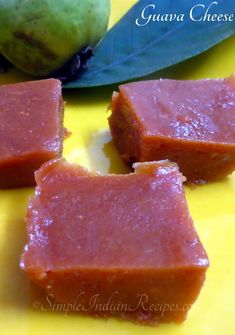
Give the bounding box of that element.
[51,46,93,83]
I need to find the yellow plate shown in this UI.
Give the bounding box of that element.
[0,1,235,334]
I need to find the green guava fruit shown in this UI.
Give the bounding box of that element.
[0,0,110,76]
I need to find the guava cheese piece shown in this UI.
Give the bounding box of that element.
[20,158,209,325]
[0,79,64,188]
[109,76,235,183]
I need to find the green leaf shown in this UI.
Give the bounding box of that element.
[63,0,235,89]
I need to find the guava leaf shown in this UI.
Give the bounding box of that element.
[63,0,235,88]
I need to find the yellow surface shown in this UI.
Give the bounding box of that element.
[0,1,235,334]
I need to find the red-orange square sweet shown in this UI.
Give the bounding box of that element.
[21,159,209,324]
[0,79,64,188]
[109,76,235,183]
